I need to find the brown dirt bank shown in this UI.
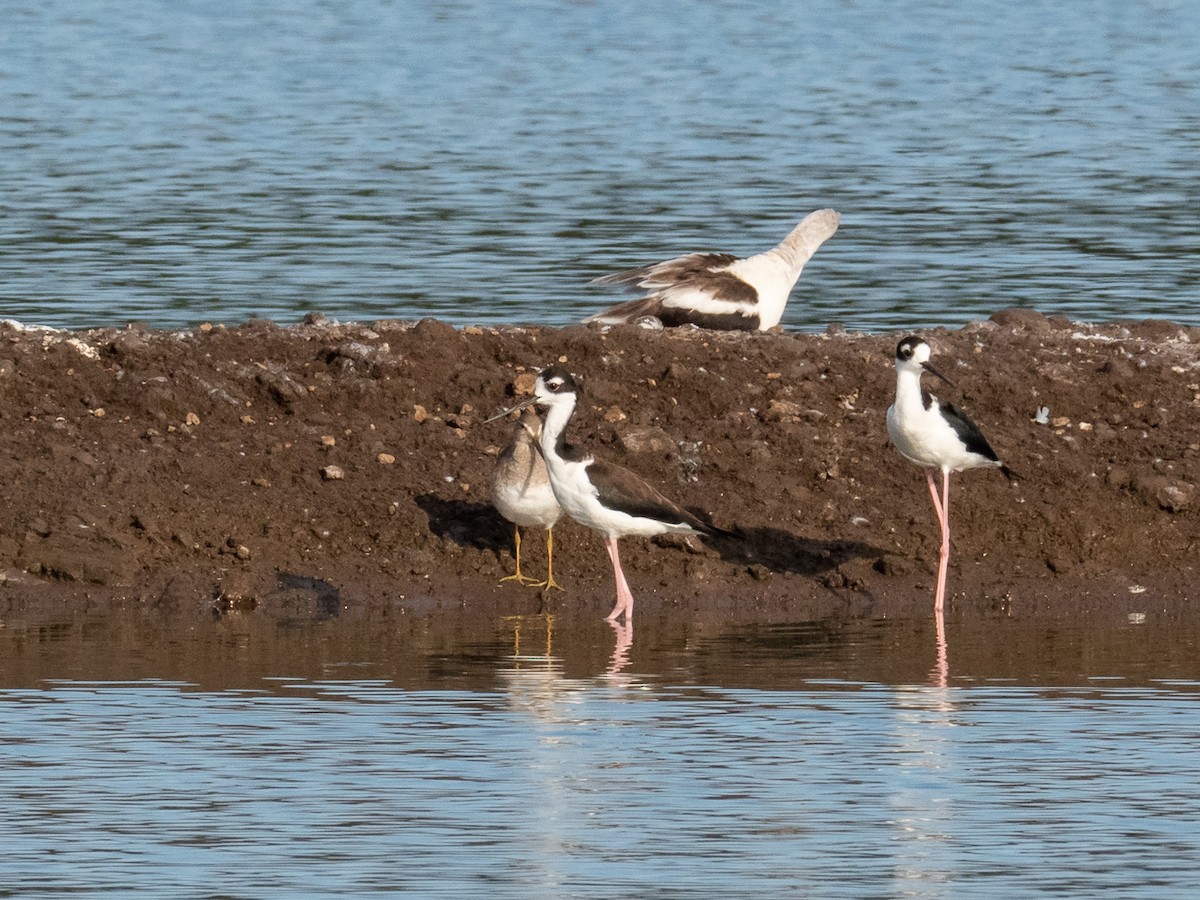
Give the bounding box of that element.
[1,309,1197,625]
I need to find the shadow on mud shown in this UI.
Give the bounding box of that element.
[415,493,510,555]
[707,525,884,579]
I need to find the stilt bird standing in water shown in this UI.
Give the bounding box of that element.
[886,336,1014,612]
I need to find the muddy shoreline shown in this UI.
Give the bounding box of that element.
[1,309,1197,625]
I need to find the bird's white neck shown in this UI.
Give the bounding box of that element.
[894,365,929,413]
[773,218,822,273]
[538,394,577,466]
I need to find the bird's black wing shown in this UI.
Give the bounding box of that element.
[585,460,719,534]
[941,400,1001,463]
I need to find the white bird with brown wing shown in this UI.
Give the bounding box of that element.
[585,209,840,331]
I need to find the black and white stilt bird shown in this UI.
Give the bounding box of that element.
[585,209,840,331]
[491,407,563,591]
[886,336,1014,612]
[489,365,724,623]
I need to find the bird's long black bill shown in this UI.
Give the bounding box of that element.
[483,396,537,424]
[921,361,955,387]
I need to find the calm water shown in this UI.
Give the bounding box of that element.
[2,612,1199,896]
[1,0,1197,332]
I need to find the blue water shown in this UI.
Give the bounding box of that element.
[2,615,1199,896]
[1,0,1197,332]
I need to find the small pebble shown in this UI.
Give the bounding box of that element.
[320,464,345,481]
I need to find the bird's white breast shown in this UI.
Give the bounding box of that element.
[887,395,983,474]
[543,454,691,539]
[492,460,560,528]
[542,454,610,531]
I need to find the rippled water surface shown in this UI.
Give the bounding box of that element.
[1,0,1197,331]
[2,613,1199,896]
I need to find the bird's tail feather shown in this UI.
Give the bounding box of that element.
[583,296,662,325]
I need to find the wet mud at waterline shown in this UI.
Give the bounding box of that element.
[1,309,1197,625]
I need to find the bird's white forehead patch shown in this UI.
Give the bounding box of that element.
[897,337,930,363]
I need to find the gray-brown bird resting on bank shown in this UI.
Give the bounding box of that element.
[490,407,563,591]
[585,209,840,331]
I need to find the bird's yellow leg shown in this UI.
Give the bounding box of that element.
[499,525,538,585]
[531,527,565,592]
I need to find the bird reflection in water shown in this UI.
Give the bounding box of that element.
[505,613,555,663]
[606,619,633,677]
[930,607,948,689]
[503,613,632,678]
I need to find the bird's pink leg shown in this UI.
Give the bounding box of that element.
[603,536,635,623]
[925,469,946,531]
[924,469,951,612]
[933,469,952,613]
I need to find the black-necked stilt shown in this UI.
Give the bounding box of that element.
[490,365,724,623]
[886,336,1014,612]
[491,407,563,591]
[585,209,840,331]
